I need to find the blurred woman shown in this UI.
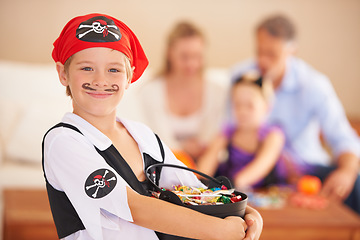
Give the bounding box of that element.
[139,22,227,163]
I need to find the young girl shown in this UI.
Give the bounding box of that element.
[42,13,262,240]
[197,72,286,190]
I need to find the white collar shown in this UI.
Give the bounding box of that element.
[119,117,163,162]
[62,113,163,162]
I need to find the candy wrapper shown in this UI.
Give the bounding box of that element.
[152,185,243,206]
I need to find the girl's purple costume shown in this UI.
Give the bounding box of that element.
[217,124,289,188]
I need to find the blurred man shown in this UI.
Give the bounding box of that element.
[231,15,360,213]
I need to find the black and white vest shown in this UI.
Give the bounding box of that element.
[41,123,164,239]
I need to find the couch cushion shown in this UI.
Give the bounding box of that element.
[0,61,63,103]
[0,99,23,166]
[0,61,72,163]
[5,100,72,163]
[0,161,45,188]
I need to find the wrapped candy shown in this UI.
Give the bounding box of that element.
[152,185,242,206]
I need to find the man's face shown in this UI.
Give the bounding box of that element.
[256,29,293,78]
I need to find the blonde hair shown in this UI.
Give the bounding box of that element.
[63,52,133,97]
[232,71,274,103]
[161,21,205,75]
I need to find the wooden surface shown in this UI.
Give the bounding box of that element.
[257,201,360,240]
[2,189,360,240]
[3,189,57,240]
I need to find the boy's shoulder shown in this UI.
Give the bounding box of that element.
[43,123,92,150]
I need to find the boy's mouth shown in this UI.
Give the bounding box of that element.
[86,91,113,99]
[82,83,119,98]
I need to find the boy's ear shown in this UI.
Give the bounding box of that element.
[56,62,69,87]
[125,77,131,90]
[125,81,131,89]
[125,66,135,90]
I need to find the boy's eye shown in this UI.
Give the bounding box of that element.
[109,68,120,73]
[81,67,93,71]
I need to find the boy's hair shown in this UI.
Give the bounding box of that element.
[256,14,296,41]
[233,72,274,103]
[63,53,133,98]
[63,56,73,97]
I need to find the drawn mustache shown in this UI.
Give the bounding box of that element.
[82,83,119,92]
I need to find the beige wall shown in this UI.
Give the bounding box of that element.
[1,0,359,117]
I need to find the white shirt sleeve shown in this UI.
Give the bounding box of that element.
[61,229,93,240]
[44,127,133,240]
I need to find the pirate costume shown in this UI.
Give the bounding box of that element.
[43,113,202,240]
[43,13,203,240]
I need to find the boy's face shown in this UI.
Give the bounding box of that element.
[57,47,130,118]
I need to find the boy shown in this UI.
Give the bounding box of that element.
[43,13,262,240]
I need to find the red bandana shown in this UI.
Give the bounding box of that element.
[52,13,148,83]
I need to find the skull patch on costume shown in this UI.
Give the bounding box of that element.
[76,16,122,42]
[85,168,117,199]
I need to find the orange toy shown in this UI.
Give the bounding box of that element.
[297,175,322,195]
[172,150,196,169]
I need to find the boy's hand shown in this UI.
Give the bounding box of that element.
[243,206,263,240]
[243,214,257,240]
[222,216,247,239]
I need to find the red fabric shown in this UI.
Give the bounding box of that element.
[52,13,148,83]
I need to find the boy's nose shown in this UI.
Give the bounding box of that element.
[92,72,109,87]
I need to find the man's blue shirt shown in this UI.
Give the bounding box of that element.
[231,57,360,166]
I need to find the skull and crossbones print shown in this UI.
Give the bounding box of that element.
[76,16,122,42]
[85,169,117,199]
[78,20,120,39]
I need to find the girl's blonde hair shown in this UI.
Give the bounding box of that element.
[161,21,205,76]
[232,71,274,103]
[63,52,133,97]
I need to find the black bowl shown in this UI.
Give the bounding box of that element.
[146,163,248,240]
